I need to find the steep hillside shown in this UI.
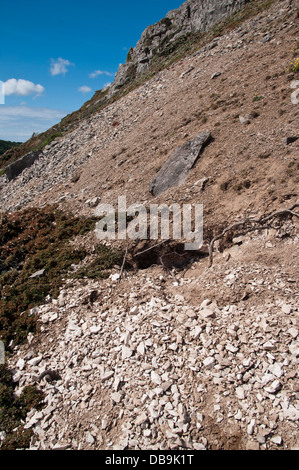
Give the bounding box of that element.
[0,0,298,451]
[0,0,281,170]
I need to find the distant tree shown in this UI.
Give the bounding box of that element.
[0,139,22,156]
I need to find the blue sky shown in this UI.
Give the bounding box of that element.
[0,0,183,142]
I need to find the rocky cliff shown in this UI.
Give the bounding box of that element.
[110,0,250,93]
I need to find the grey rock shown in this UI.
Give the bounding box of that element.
[283,136,298,145]
[260,34,272,43]
[239,115,251,125]
[4,150,43,181]
[149,131,211,196]
[109,0,250,97]
[180,66,194,78]
[29,268,45,279]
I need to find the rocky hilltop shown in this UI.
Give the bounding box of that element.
[0,0,298,452]
[111,0,251,93]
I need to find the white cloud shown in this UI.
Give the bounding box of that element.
[0,106,67,142]
[89,70,114,79]
[3,79,45,96]
[78,86,92,93]
[50,57,74,76]
[0,106,65,119]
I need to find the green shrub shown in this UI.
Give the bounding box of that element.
[0,364,44,450]
[75,244,122,279]
[0,206,116,347]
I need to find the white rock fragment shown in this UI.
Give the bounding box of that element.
[135,413,148,426]
[281,403,299,421]
[203,356,216,369]
[151,371,161,385]
[122,346,133,360]
[268,363,284,378]
[90,325,101,334]
[27,355,43,366]
[199,308,216,320]
[288,328,298,339]
[85,431,95,444]
[263,341,275,351]
[271,436,282,445]
[137,342,145,355]
[281,304,292,314]
[264,380,282,394]
[111,392,122,404]
[236,386,245,399]
[52,442,71,450]
[16,358,25,370]
[101,370,114,382]
[247,419,255,435]
[226,343,239,353]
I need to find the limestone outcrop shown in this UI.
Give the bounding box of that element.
[110,0,250,95]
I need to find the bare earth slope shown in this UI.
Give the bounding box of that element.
[1,0,298,450]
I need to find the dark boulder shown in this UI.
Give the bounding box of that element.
[149,131,211,196]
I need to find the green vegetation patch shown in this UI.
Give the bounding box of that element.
[75,244,122,279]
[0,206,119,347]
[0,363,45,450]
[0,140,22,157]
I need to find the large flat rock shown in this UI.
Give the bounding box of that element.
[4,149,43,181]
[149,131,211,196]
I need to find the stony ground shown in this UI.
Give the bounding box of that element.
[1,0,298,451]
[6,219,299,450]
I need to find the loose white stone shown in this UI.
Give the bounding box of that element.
[264,380,282,394]
[122,346,133,360]
[199,308,215,320]
[28,355,43,366]
[263,341,275,351]
[137,342,145,355]
[236,386,245,399]
[16,358,25,370]
[85,431,95,444]
[288,328,298,339]
[268,363,284,378]
[101,370,114,382]
[135,413,148,426]
[151,371,161,385]
[281,304,292,314]
[247,419,255,435]
[90,325,101,334]
[111,392,122,403]
[226,343,239,353]
[203,356,216,369]
[271,436,282,445]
